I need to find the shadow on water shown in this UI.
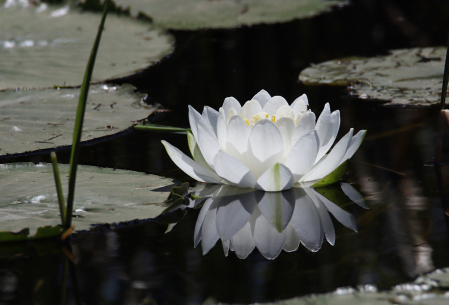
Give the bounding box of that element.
[2,0,449,304]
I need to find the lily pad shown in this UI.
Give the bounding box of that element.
[110,0,345,30]
[0,0,174,89]
[299,47,446,106]
[0,84,153,156]
[0,162,174,235]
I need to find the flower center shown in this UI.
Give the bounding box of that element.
[244,111,277,126]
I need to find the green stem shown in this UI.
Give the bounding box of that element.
[134,123,191,133]
[66,0,109,227]
[60,257,69,305]
[440,30,449,110]
[50,152,67,228]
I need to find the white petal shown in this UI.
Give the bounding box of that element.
[275,105,295,119]
[194,198,213,247]
[292,111,316,144]
[161,141,221,183]
[283,224,300,252]
[223,96,241,121]
[284,130,319,181]
[226,115,251,154]
[252,205,286,260]
[316,110,340,162]
[217,108,227,150]
[301,128,353,182]
[315,103,331,148]
[256,163,295,191]
[305,188,335,246]
[202,106,219,136]
[240,99,263,121]
[291,96,308,116]
[291,188,323,252]
[341,182,368,209]
[248,119,283,164]
[222,240,230,257]
[339,130,366,165]
[213,151,257,188]
[216,192,257,242]
[291,93,308,108]
[188,105,200,140]
[230,222,255,259]
[196,122,221,168]
[189,105,218,142]
[258,191,295,232]
[227,108,238,125]
[312,190,357,232]
[275,117,296,158]
[187,130,214,172]
[263,96,289,115]
[252,89,271,107]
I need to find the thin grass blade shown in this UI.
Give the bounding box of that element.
[66,1,109,227]
[134,123,191,134]
[50,152,67,228]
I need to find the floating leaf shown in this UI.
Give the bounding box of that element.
[0,163,173,235]
[299,47,446,107]
[0,1,174,89]
[109,0,346,29]
[0,84,153,157]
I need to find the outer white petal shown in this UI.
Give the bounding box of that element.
[316,110,340,162]
[275,117,296,158]
[222,240,230,257]
[263,96,289,115]
[187,130,214,172]
[202,106,219,136]
[256,163,295,191]
[300,128,353,182]
[258,191,294,232]
[161,141,221,183]
[252,205,286,260]
[291,188,323,252]
[216,192,257,242]
[240,99,263,120]
[304,188,335,246]
[223,97,242,120]
[283,224,300,252]
[284,130,319,182]
[217,108,227,150]
[291,97,308,117]
[252,89,271,107]
[312,190,357,232]
[292,111,316,144]
[230,222,255,259]
[196,122,221,168]
[213,151,257,188]
[226,115,251,154]
[194,198,214,247]
[315,103,331,148]
[339,130,366,165]
[341,182,368,209]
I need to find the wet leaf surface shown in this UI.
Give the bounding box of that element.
[110,0,345,29]
[0,163,174,235]
[299,47,446,107]
[0,0,174,89]
[0,84,153,156]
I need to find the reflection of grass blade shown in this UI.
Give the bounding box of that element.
[50,152,66,228]
[66,1,109,228]
[440,33,449,110]
[134,123,191,134]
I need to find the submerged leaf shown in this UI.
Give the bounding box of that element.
[299,47,446,107]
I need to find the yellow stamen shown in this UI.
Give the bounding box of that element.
[271,115,276,122]
[245,119,250,125]
[266,113,269,118]
[251,119,255,124]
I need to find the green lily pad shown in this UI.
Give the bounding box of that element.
[0,0,174,89]
[109,0,345,30]
[0,84,153,156]
[0,163,173,235]
[299,47,446,107]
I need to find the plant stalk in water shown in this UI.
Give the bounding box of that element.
[50,152,67,228]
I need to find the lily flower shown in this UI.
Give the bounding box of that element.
[162,90,366,191]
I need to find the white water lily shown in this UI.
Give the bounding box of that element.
[162,90,366,191]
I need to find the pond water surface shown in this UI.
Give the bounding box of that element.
[1,0,449,304]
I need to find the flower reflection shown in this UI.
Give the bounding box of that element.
[190,183,366,260]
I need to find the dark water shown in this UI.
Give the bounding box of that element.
[2,0,449,304]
